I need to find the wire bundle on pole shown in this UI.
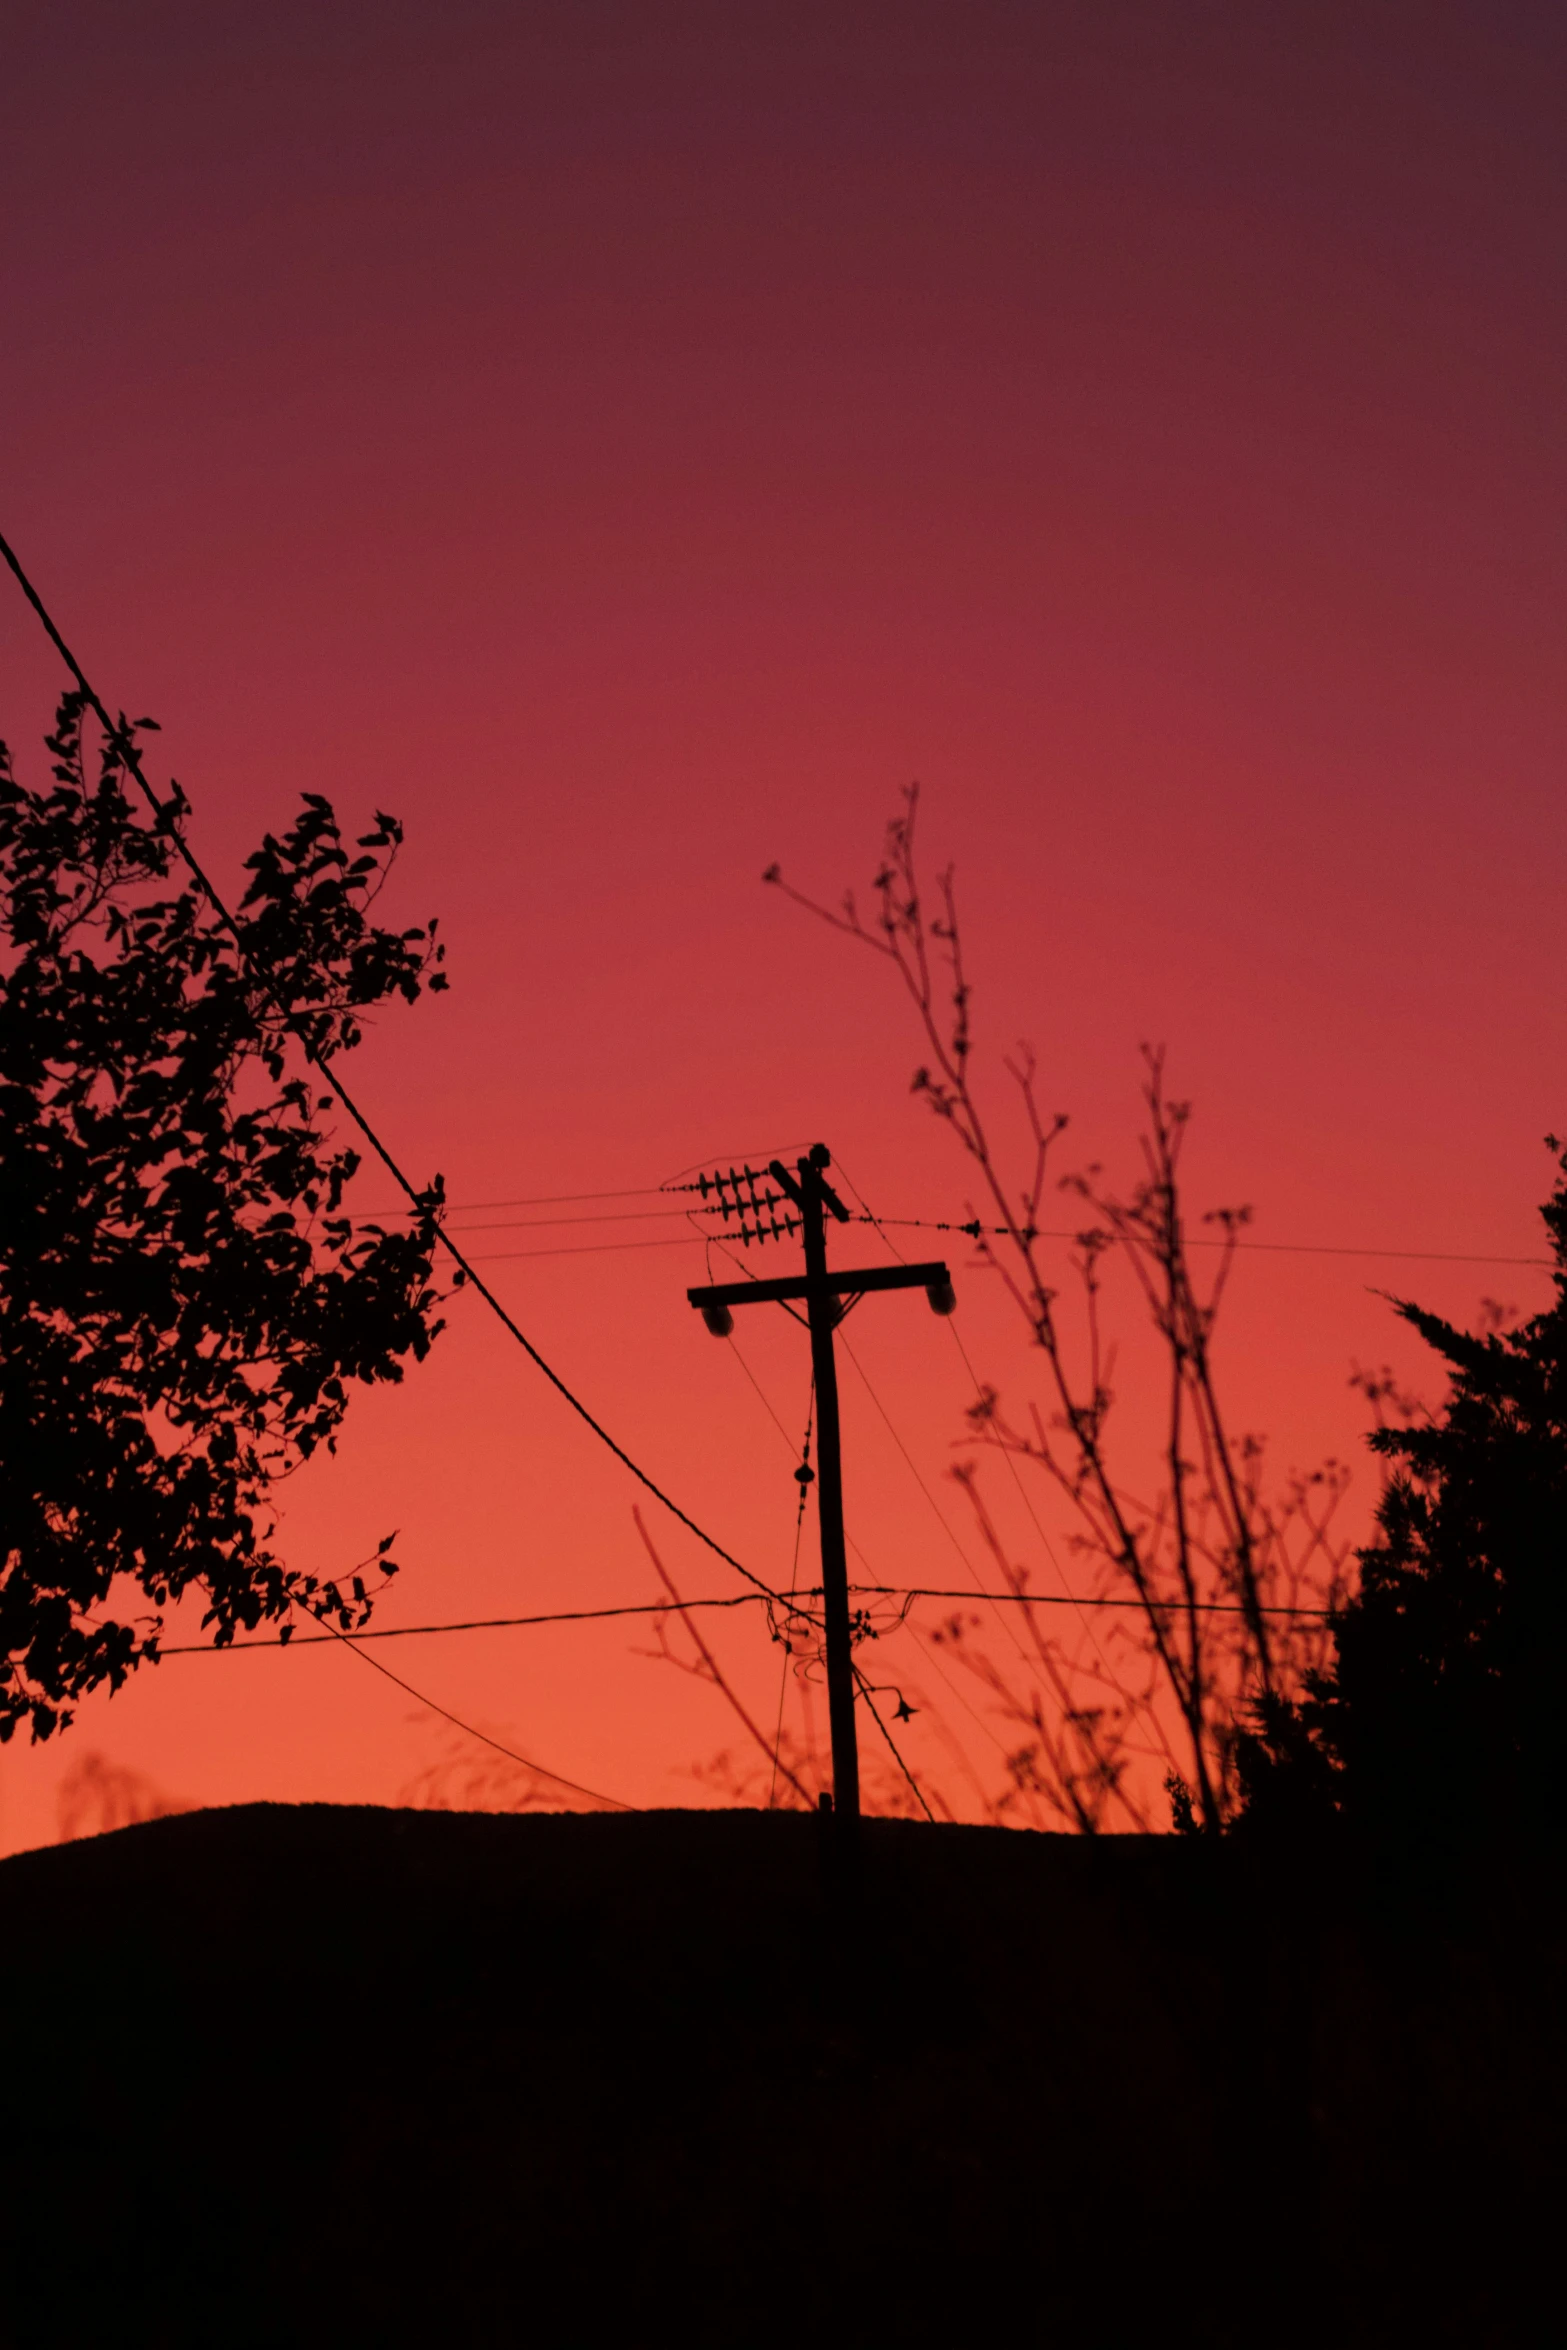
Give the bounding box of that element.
[687,1163,800,1247]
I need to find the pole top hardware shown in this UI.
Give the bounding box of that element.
[691,1160,799,1249]
[689,1259,954,1316]
[677,1133,948,1835]
[769,1147,850,1225]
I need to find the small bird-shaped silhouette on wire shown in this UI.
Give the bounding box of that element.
[893,1696,917,1722]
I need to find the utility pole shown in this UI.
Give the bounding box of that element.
[686,1143,954,1830]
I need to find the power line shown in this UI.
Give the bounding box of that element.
[847,1206,1548,1272]
[853,1665,936,1822]
[156,1594,767,1652]
[281,1601,633,1809]
[723,1326,808,1458]
[865,1584,1332,1620]
[830,1159,1116,1664]
[0,530,799,1623]
[469,1233,702,1264]
[362,1186,675,1216]
[1169,1236,1549,1269]
[448,1208,703,1235]
[834,1326,990,1588]
[366,1181,1549,1271]
[661,1142,816,1186]
[833,1319,1081,1698]
[155,1577,1333,1654]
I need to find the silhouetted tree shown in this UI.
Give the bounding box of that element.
[1,694,451,1741]
[1240,1146,1567,1855]
[769,786,1349,1830]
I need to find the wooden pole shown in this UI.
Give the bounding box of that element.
[796,1148,861,1826]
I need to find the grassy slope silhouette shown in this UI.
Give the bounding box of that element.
[0,1804,1555,2344]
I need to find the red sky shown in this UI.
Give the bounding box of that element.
[3,0,1565,1850]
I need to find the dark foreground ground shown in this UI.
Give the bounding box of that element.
[0,1804,1557,2346]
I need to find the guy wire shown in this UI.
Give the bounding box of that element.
[769,1381,815,1811]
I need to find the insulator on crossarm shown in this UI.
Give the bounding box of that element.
[701,1302,735,1337]
[925,1276,957,1316]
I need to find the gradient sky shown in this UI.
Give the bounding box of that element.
[4,0,1565,1849]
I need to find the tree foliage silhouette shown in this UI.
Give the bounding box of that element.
[1241,1145,1567,1851]
[0,695,450,1741]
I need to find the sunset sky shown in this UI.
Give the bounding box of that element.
[4,0,1564,1849]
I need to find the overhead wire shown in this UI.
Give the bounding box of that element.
[830,1158,1113,1671]
[865,1584,1331,1619]
[157,1594,768,1651]
[359,1185,678,1217]
[722,1330,807,1458]
[13,533,1508,1813]
[831,1309,1108,1808]
[661,1142,815,1186]
[834,1324,986,1581]
[274,1599,633,1809]
[0,530,803,1630]
[853,1666,937,1822]
[446,1207,706,1234]
[838,1161,1296,1824]
[468,1233,702,1264]
[832,1156,1207,1809]
[841,1208,1549,1271]
[832,1317,1065,1701]
[345,1175,1544,1269]
[157,1576,1331,1654]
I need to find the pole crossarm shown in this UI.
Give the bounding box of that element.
[687,1261,951,1312]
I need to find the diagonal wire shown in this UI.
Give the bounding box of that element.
[832,1157,1122,1675]
[699,1231,883,1585]
[853,1664,936,1822]
[0,530,800,1622]
[293,1603,632,1809]
[157,1594,767,1651]
[833,1321,1049,1685]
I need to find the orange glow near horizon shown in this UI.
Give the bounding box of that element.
[3,1,1565,1851]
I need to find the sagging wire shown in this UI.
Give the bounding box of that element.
[0,532,813,1642]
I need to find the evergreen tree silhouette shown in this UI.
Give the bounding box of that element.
[1240,1145,1567,1857]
